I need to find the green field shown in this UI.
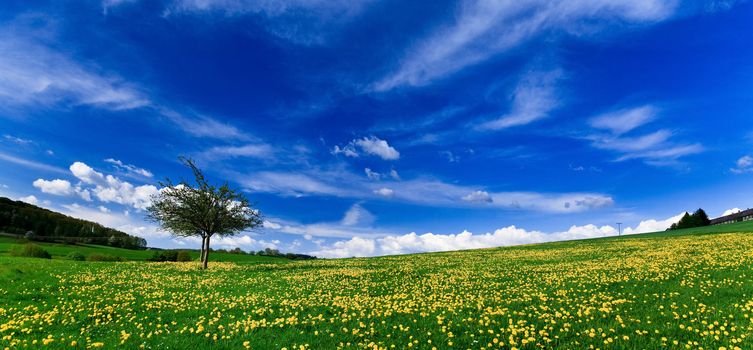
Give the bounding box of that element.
[2,224,753,349]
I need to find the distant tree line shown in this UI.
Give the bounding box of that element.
[0,197,147,249]
[668,208,710,230]
[210,247,317,260]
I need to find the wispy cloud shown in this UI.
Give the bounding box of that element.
[730,155,753,174]
[0,26,149,112]
[0,19,250,141]
[374,0,678,91]
[478,68,563,130]
[586,105,702,165]
[0,152,68,174]
[109,0,375,45]
[197,143,275,161]
[104,158,153,178]
[238,167,613,213]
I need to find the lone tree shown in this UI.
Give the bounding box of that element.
[146,157,263,269]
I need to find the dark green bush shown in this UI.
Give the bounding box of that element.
[176,251,193,262]
[86,253,123,262]
[148,250,181,262]
[9,243,51,259]
[66,251,86,261]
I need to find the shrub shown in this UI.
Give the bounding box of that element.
[148,250,182,262]
[176,251,193,262]
[10,243,51,259]
[86,253,123,262]
[66,251,86,261]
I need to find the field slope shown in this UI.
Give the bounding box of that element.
[1,225,753,349]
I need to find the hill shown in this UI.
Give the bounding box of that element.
[1,223,752,349]
[0,236,289,263]
[0,196,146,249]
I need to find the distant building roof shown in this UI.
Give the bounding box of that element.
[710,208,753,225]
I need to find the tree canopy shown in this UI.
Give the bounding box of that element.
[146,157,263,269]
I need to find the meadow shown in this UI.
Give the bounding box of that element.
[2,225,753,349]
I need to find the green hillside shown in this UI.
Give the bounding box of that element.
[0,236,288,263]
[2,223,753,349]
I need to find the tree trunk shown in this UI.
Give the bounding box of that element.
[202,235,211,269]
[199,235,207,265]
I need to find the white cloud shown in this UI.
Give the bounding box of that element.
[32,178,73,196]
[374,0,678,90]
[589,105,657,135]
[157,107,249,140]
[312,212,684,258]
[156,0,374,45]
[3,135,33,145]
[199,144,274,160]
[478,68,562,130]
[622,212,685,234]
[334,136,400,160]
[35,162,159,210]
[374,187,394,197]
[341,204,375,226]
[462,190,493,203]
[0,152,68,174]
[18,195,39,205]
[587,104,702,165]
[731,156,753,174]
[364,168,381,180]
[239,168,612,213]
[104,158,154,178]
[0,28,149,111]
[61,203,166,239]
[722,208,742,216]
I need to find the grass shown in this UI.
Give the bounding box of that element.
[1,224,753,349]
[0,236,288,263]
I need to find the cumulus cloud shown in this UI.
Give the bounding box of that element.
[32,178,73,196]
[731,156,753,174]
[374,0,679,90]
[35,162,158,210]
[18,195,39,205]
[722,208,742,216]
[312,212,685,258]
[333,136,400,160]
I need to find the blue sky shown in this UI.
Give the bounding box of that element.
[1,0,752,257]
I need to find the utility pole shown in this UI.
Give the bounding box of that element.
[617,223,622,236]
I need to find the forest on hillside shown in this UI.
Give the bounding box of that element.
[0,197,146,249]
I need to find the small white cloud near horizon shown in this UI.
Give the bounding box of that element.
[722,208,742,216]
